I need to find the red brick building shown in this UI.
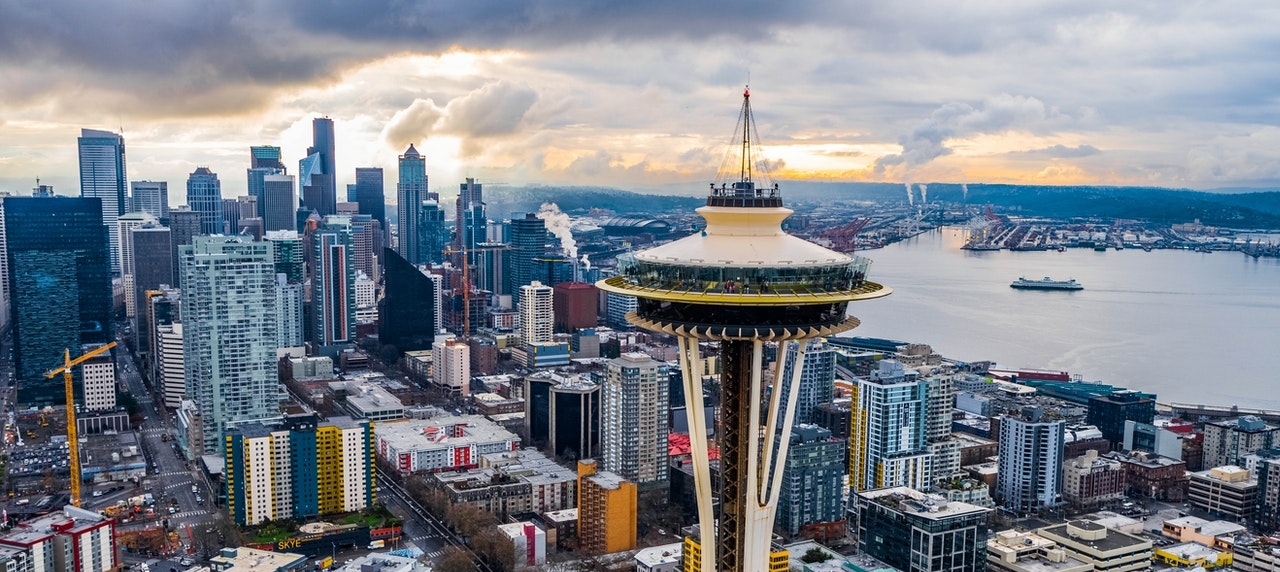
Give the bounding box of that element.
[1105,450,1190,501]
[553,282,598,333]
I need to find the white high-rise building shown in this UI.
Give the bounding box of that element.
[423,270,444,334]
[520,281,554,345]
[81,346,116,411]
[432,339,470,396]
[117,212,159,318]
[779,340,836,424]
[129,180,169,218]
[0,195,9,332]
[274,275,304,351]
[996,416,1065,513]
[158,323,185,409]
[78,129,127,274]
[603,352,669,486]
[354,271,377,324]
[180,236,279,454]
[848,360,933,492]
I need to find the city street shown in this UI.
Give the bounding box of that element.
[104,333,221,547]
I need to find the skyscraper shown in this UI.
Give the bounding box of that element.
[130,181,169,218]
[312,217,355,357]
[130,224,173,355]
[248,145,286,218]
[455,178,486,257]
[300,118,336,216]
[996,416,1065,513]
[507,212,546,306]
[261,174,297,232]
[775,424,847,539]
[378,248,436,353]
[264,231,304,284]
[847,360,932,493]
[603,353,670,488]
[181,236,279,454]
[396,144,427,264]
[855,487,989,572]
[185,167,223,234]
[274,275,304,351]
[353,168,386,229]
[4,197,112,406]
[167,207,201,274]
[78,129,127,273]
[117,211,159,319]
[520,281,554,346]
[779,340,836,424]
[348,214,383,281]
[418,200,447,265]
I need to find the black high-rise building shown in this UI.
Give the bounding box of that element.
[166,207,201,278]
[1088,391,1156,446]
[353,168,385,228]
[300,118,337,217]
[506,212,546,306]
[378,248,436,353]
[131,224,174,354]
[4,197,112,406]
[524,372,601,461]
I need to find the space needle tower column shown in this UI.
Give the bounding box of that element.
[598,89,890,572]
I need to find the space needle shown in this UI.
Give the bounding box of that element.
[597,88,891,572]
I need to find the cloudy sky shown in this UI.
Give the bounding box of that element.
[3,0,1279,204]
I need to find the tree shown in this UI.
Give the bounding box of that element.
[435,547,478,572]
[801,547,832,564]
[472,528,516,572]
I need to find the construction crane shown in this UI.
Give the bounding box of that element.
[441,244,510,338]
[44,341,116,507]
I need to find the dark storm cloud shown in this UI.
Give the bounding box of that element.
[0,0,840,117]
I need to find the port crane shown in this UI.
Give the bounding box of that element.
[819,217,870,252]
[44,341,116,507]
[440,244,510,338]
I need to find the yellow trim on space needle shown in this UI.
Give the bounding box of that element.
[597,276,892,305]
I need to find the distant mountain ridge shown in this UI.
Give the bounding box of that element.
[481,182,1280,229]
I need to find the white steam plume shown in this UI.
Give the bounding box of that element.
[918,183,928,204]
[581,254,591,271]
[904,181,914,206]
[536,202,578,261]
[961,183,969,202]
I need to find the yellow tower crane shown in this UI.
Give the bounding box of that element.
[44,341,116,507]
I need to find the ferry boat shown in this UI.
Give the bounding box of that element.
[1010,276,1084,290]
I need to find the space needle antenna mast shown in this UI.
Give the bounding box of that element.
[599,88,890,572]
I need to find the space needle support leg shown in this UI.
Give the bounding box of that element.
[677,336,715,572]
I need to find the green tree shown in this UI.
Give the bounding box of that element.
[801,547,832,564]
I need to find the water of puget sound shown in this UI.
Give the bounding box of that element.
[841,227,1280,408]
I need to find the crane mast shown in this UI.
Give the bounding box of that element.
[45,341,117,507]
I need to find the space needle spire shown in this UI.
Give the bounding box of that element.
[598,88,890,572]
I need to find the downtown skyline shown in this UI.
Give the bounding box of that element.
[3,1,1280,200]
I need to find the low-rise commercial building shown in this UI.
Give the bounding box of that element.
[209,547,308,572]
[1188,465,1258,521]
[987,530,1092,572]
[1035,520,1152,572]
[1153,542,1232,569]
[635,542,682,572]
[1105,450,1189,501]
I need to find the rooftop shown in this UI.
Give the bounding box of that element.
[374,415,519,452]
[859,486,989,520]
[634,542,683,567]
[1157,542,1223,562]
[1038,521,1151,554]
[210,547,307,572]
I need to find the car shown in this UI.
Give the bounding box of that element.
[92,490,104,497]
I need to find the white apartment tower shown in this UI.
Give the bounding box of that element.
[996,416,1066,513]
[158,323,185,409]
[603,352,670,487]
[520,281,554,345]
[432,339,470,396]
[180,236,279,454]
